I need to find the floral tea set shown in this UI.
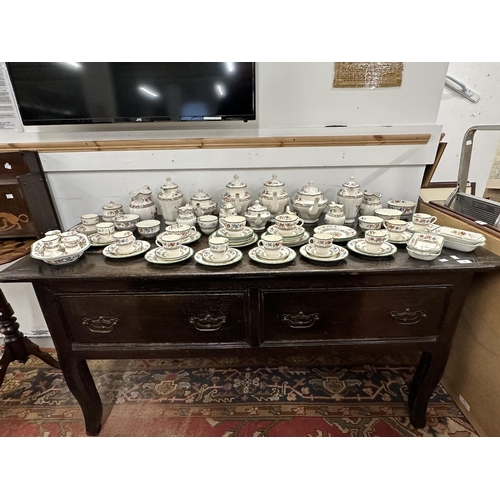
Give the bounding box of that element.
[30,172,485,266]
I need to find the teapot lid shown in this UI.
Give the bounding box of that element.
[263,174,285,188]
[247,201,269,213]
[342,177,360,189]
[190,189,212,202]
[102,201,122,210]
[226,174,247,189]
[161,177,179,190]
[297,181,323,196]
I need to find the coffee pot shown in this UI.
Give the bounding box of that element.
[337,177,363,224]
[157,177,184,224]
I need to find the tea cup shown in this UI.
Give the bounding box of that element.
[364,229,389,253]
[44,229,61,239]
[41,234,61,255]
[95,222,115,243]
[61,235,80,252]
[221,215,246,236]
[383,219,408,240]
[80,213,99,230]
[113,213,140,231]
[258,234,283,259]
[164,223,197,241]
[412,213,437,232]
[274,213,304,235]
[197,215,218,235]
[113,230,136,254]
[136,219,161,238]
[209,236,230,261]
[309,232,336,256]
[158,233,182,258]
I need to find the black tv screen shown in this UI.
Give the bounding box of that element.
[6,62,256,125]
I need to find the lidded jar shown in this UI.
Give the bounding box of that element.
[190,189,217,217]
[102,201,124,222]
[157,177,184,224]
[221,175,252,215]
[129,185,157,221]
[337,177,363,224]
[291,181,328,223]
[258,174,290,219]
[244,201,272,231]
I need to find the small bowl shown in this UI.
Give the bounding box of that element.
[374,208,402,220]
[406,246,441,261]
[136,219,161,238]
[113,213,140,231]
[387,200,417,216]
[358,215,384,231]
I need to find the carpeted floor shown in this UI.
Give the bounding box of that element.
[0,349,478,437]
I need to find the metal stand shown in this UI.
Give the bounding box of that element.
[0,288,60,388]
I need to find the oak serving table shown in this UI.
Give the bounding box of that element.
[1,227,499,436]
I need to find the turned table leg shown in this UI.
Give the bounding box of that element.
[0,288,60,388]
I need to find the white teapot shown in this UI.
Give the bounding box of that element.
[157,177,184,224]
[258,174,290,219]
[190,189,217,217]
[291,181,328,224]
[244,201,271,231]
[221,175,252,215]
[129,185,157,221]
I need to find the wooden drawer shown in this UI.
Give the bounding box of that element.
[58,292,250,346]
[260,286,450,345]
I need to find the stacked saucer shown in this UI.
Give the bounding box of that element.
[299,243,348,263]
[103,240,150,259]
[145,245,193,264]
[313,225,357,243]
[266,224,310,247]
[347,238,397,258]
[194,247,243,266]
[210,226,258,248]
[248,245,296,265]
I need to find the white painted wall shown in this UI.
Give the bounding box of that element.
[434,62,500,197]
[0,62,448,337]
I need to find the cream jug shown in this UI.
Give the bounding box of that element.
[221,175,252,216]
[129,185,157,221]
[337,177,363,224]
[157,177,184,224]
[176,204,197,227]
[359,190,383,217]
[258,174,290,220]
[324,202,346,225]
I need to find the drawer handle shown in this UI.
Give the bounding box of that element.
[82,316,119,334]
[189,314,226,332]
[388,308,426,325]
[282,311,320,329]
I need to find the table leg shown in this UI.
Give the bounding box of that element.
[408,351,447,428]
[0,288,60,388]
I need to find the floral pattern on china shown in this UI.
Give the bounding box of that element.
[221,175,252,215]
[291,181,328,223]
[258,174,290,218]
[337,177,363,224]
[101,201,124,222]
[244,201,272,230]
[157,177,184,224]
[129,185,157,221]
[30,233,90,265]
[190,189,217,217]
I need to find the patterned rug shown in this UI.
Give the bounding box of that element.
[0,349,478,437]
[0,238,35,265]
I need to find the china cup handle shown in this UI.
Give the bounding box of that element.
[296,218,304,227]
[429,216,437,224]
[258,240,264,247]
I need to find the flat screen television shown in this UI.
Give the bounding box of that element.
[5,62,256,125]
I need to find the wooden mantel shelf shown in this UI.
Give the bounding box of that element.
[0,133,431,153]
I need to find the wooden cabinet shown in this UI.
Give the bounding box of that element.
[1,228,499,436]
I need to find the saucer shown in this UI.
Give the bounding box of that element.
[71,223,97,236]
[103,240,150,258]
[255,246,290,261]
[267,224,305,238]
[194,248,243,267]
[156,230,201,246]
[314,225,357,242]
[407,222,440,233]
[210,232,258,248]
[249,247,296,265]
[299,244,349,263]
[347,238,397,257]
[304,244,342,259]
[264,230,310,248]
[218,226,254,240]
[155,245,191,261]
[387,231,412,244]
[145,246,193,264]
[89,233,114,246]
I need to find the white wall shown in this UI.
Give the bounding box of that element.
[434,62,500,196]
[0,62,448,337]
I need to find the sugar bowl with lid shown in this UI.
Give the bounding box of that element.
[190,189,217,217]
[101,201,124,222]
